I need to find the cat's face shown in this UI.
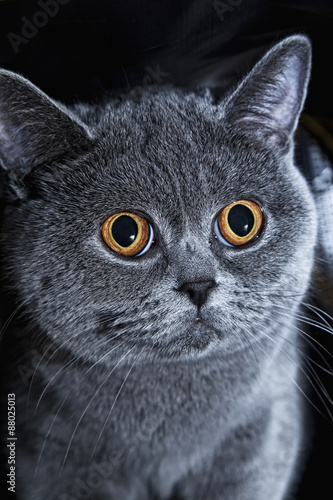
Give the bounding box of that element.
[0,36,316,363]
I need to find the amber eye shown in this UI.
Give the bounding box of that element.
[102,212,153,256]
[215,200,263,247]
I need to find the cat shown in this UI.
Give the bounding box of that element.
[0,35,320,499]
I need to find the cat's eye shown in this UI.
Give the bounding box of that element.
[102,212,154,256]
[215,200,263,247]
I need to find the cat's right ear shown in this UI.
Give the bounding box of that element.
[0,70,93,198]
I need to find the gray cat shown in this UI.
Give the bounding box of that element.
[0,35,318,499]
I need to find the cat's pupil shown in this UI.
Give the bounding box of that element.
[111,215,138,247]
[228,204,254,237]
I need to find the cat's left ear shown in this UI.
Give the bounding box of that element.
[0,70,93,198]
[224,35,311,151]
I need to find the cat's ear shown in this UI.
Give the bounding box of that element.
[224,35,311,151]
[0,70,93,198]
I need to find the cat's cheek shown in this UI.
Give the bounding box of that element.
[210,227,269,278]
[77,235,168,301]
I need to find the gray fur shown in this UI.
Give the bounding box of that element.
[0,35,316,499]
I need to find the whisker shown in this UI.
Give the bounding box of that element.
[34,358,78,416]
[34,330,134,474]
[272,304,333,366]
[33,326,132,414]
[235,288,307,299]
[28,330,83,414]
[242,323,332,422]
[91,343,150,458]
[269,307,333,387]
[34,389,71,478]
[237,326,262,377]
[0,298,28,342]
[233,294,332,396]
[59,344,136,475]
[33,305,158,473]
[272,317,333,409]
[302,356,333,407]
[303,301,333,326]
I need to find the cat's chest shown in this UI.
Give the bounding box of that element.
[18,344,284,496]
[42,356,261,459]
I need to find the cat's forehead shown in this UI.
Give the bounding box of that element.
[95,92,278,207]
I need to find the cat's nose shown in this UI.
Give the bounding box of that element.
[177,280,217,309]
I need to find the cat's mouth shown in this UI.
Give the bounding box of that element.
[150,305,251,357]
[150,308,222,354]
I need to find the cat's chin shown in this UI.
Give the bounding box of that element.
[179,318,217,352]
[143,301,265,360]
[148,311,241,359]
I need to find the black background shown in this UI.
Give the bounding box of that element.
[0,1,332,499]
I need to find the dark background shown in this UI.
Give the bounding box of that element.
[0,0,332,499]
[1,0,333,117]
